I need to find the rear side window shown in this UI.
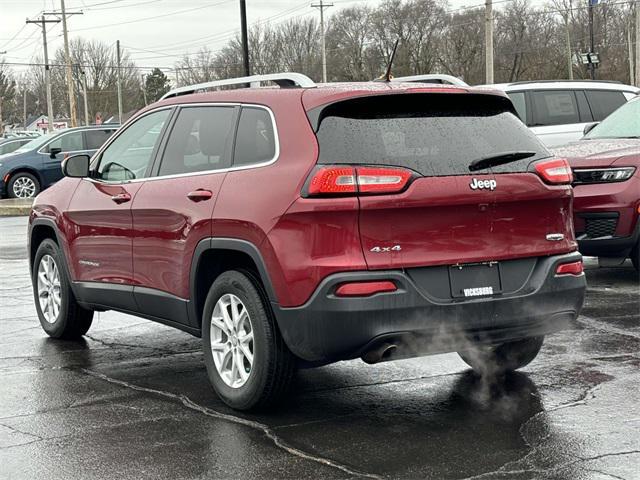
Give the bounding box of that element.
[507,92,526,122]
[158,106,235,176]
[315,93,548,176]
[233,107,276,167]
[530,90,580,126]
[85,129,114,150]
[585,90,626,121]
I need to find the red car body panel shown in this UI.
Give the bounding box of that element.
[556,140,640,240]
[131,174,225,298]
[66,180,143,285]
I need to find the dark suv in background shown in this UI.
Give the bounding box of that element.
[28,73,586,410]
[0,125,117,198]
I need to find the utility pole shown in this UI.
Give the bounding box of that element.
[81,68,89,126]
[141,74,148,106]
[45,3,82,127]
[484,0,494,84]
[635,0,640,87]
[27,16,60,133]
[0,101,3,137]
[23,85,27,128]
[629,13,635,85]
[312,0,333,83]
[116,40,123,123]
[239,0,250,76]
[588,0,596,80]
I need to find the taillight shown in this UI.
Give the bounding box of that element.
[335,280,397,297]
[534,158,573,185]
[555,260,583,276]
[307,166,356,195]
[305,165,413,196]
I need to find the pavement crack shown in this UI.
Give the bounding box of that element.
[84,334,176,353]
[80,368,382,479]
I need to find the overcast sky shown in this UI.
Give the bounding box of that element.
[1,0,549,75]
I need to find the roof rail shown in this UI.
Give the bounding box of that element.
[391,74,469,87]
[161,72,316,100]
[507,79,623,86]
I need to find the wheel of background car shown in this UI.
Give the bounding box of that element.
[32,239,94,339]
[457,336,544,376]
[8,172,40,199]
[202,270,296,410]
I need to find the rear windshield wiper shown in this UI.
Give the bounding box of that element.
[468,151,537,172]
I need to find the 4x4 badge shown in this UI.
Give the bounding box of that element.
[469,178,497,190]
[370,245,402,253]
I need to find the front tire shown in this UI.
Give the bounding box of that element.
[202,270,296,410]
[8,172,40,198]
[32,239,93,339]
[458,336,544,376]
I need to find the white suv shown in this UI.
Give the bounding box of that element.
[484,81,639,147]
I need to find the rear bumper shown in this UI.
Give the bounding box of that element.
[273,252,586,363]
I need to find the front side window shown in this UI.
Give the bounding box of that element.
[233,107,276,166]
[45,131,84,153]
[97,109,170,182]
[157,106,235,176]
[530,90,580,126]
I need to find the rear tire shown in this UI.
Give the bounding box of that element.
[458,336,544,376]
[32,239,93,339]
[202,270,296,410]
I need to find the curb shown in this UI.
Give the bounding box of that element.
[0,200,33,217]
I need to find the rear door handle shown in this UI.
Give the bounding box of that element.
[111,193,131,204]
[187,189,213,202]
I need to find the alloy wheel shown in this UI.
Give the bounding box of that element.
[12,176,36,198]
[37,254,61,324]
[210,293,254,388]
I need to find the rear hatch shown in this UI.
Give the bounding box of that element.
[307,91,576,290]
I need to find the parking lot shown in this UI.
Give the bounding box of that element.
[0,215,638,479]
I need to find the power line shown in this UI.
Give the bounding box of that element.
[68,0,235,32]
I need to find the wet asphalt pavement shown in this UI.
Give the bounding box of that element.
[0,215,638,480]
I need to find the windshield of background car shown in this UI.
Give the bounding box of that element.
[584,98,640,139]
[13,132,58,154]
[315,93,549,176]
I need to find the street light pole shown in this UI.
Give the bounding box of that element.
[239,0,250,76]
[588,0,596,80]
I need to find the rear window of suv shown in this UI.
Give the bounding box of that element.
[315,93,548,176]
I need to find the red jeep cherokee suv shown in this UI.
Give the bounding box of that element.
[28,73,586,410]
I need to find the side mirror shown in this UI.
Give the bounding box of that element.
[50,147,62,159]
[62,154,90,178]
[583,122,599,136]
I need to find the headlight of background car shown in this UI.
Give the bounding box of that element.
[572,167,636,184]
